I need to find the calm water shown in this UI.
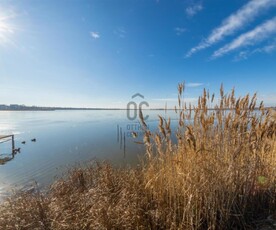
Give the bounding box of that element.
[0,110,178,199]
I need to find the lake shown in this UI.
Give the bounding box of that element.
[0,110,178,200]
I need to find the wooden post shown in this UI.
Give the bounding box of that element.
[12,135,15,152]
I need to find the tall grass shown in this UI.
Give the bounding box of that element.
[0,85,275,229]
[140,84,276,229]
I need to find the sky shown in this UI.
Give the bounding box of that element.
[0,0,276,108]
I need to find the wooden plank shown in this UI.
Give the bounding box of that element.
[0,135,14,140]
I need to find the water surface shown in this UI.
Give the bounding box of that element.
[0,110,178,199]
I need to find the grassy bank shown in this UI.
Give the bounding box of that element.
[0,85,275,230]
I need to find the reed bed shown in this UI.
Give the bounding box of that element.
[140,84,276,229]
[0,85,275,230]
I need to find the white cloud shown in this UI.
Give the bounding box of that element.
[186,82,203,87]
[255,42,276,53]
[234,40,276,61]
[233,50,250,61]
[90,31,100,39]
[212,17,276,58]
[175,27,186,35]
[186,3,203,17]
[114,27,126,38]
[186,0,276,57]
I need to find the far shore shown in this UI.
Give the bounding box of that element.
[1,107,275,111]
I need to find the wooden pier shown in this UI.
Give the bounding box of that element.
[0,134,15,151]
[0,135,16,165]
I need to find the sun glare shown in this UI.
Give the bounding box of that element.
[0,10,16,45]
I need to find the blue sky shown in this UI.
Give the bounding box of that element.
[0,0,276,108]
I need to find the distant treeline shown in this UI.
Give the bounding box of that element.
[0,104,275,111]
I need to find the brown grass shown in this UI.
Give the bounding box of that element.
[0,84,275,229]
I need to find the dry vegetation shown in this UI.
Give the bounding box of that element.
[0,84,276,230]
